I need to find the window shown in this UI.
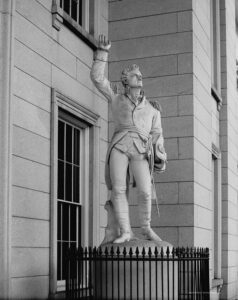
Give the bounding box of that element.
[59,0,93,32]
[57,114,84,288]
[210,0,222,108]
[52,0,97,49]
[50,90,100,294]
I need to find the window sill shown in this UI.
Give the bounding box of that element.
[212,143,220,159]
[211,86,222,111]
[52,4,97,50]
[54,291,66,299]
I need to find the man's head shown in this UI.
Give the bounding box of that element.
[121,64,143,88]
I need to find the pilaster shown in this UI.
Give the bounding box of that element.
[0,0,14,297]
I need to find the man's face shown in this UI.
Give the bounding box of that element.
[126,69,143,88]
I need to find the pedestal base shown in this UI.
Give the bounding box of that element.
[94,239,178,300]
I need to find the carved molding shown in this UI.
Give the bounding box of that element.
[52,89,100,125]
[52,11,63,31]
[212,143,221,159]
[211,86,223,111]
[51,0,98,50]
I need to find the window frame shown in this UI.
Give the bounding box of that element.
[50,89,100,295]
[210,0,222,110]
[211,143,222,281]
[51,0,98,50]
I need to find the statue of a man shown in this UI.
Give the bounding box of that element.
[91,35,167,244]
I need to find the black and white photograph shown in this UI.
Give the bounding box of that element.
[0,0,238,299]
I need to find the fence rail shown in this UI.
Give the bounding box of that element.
[66,246,210,300]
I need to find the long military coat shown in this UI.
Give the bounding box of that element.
[90,49,166,190]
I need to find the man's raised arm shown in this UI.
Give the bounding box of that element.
[90,35,115,102]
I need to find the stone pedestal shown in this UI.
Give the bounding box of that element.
[94,239,178,300]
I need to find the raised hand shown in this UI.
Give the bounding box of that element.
[98,34,111,52]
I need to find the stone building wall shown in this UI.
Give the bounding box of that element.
[8,0,109,298]
[192,0,214,249]
[109,0,194,247]
[220,1,238,298]
[1,0,238,298]
[192,0,222,297]
[109,1,238,299]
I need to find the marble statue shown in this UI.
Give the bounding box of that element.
[90,35,167,244]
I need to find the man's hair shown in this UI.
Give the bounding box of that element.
[121,64,140,87]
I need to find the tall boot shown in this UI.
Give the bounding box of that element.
[112,197,132,243]
[138,192,162,242]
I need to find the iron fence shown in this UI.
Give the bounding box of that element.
[65,246,210,300]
